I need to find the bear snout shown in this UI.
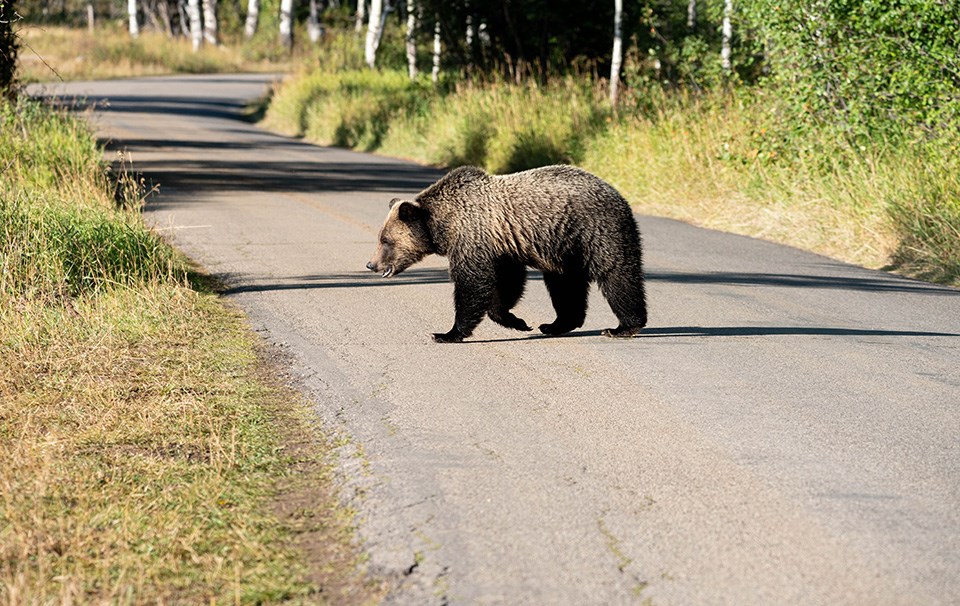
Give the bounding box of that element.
[366,261,377,271]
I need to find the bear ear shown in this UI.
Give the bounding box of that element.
[395,200,423,222]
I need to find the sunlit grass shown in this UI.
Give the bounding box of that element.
[264,68,959,284]
[18,24,295,83]
[1,96,382,601]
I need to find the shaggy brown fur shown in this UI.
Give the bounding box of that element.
[367,165,647,342]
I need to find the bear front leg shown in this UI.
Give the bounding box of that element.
[433,268,493,343]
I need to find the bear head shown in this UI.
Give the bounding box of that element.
[367,198,434,278]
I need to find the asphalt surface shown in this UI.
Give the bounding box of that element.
[34,74,960,605]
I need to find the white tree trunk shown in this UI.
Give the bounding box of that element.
[478,20,489,49]
[364,0,385,68]
[431,16,440,83]
[609,0,622,106]
[156,0,175,36]
[721,0,733,73]
[244,0,259,39]
[202,0,218,45]
[355,0,366,33]
[405,0,418,79]
[307,0,323,43]
[187,0,203,50]
[128,0,139,38]
[465,13,473,51]
[177,1,190,37]
[686,0,696,30]
[279,0,294,49]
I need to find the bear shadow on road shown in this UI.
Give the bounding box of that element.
[462,325,959,343]
[217,269,958,340]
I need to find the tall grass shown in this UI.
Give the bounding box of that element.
[264,68,960,284]
[1,98,181,300]
[266,70,608,173]
[1,97,379,601]
[18,24,297,83]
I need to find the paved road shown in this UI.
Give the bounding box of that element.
[34,75,960,605]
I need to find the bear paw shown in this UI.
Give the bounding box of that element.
[538,321,580,336]
[601,325,643,338]
[489,311,533,332]
[432,330,465,343]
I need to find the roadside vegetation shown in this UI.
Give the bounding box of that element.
[18,23,295,82]
[1,0,956,594]
[262,2,960,286]
[0,97,382,602]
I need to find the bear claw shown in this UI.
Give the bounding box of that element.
[538,322,579,336]
[602,326,643,338]
[489,311,532,332]
[432,331,464,343]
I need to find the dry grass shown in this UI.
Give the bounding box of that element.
[581,96,899,270]
[265,70,960,282]
[17,24,293,83]
[0,287,383,603]
[1,96,383,602]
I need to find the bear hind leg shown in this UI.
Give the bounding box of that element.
[598,265,647,338]
[539,270,589,336]
[488,259,532,332]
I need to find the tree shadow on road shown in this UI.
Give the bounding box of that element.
[42,90,444,198]
[219,268,552,295]
[646,270,958,296]
[219,268,457,295]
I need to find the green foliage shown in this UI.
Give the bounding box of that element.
[0,98,184,300]
[1,200,180,298]
[1,71,377,606]
[741,0,960,140]
[267,69,610,174]
[884,146,960,283]
[266,57,959,284]
[0,97,102,191]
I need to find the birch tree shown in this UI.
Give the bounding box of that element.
[128,0,139,38]
[201,0,217,45]
[279,0,294,49]
[721,0,733,73]
[364,0,387,68]
[307,0,323,43]
[177,1,190,37]
[686,0,696,30]
[465,13,473,52]
[404,0,417,79]
[187,0,202,49]
[354,0,365,33]
[431,15,440,83]
[243,0,259,39]
[609,0,622,106]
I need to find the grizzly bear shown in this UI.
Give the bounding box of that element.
[366,165,647,343]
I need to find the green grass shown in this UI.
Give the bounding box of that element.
[1,97,382,602]
[263,68,960,285]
